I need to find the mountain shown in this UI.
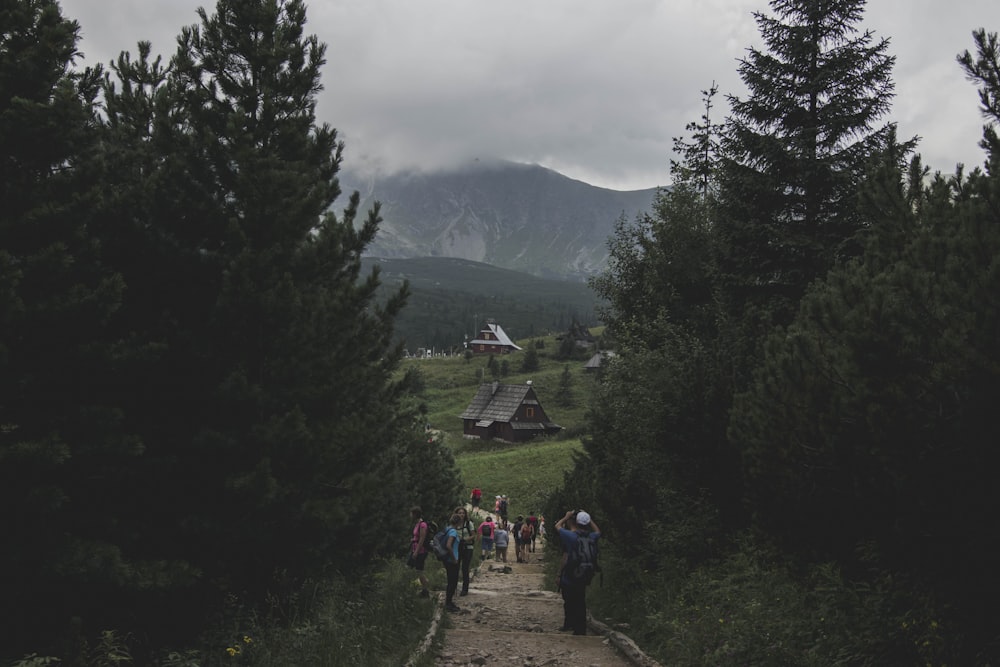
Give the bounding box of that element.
[340,160,659,281]
[361,256,602,352]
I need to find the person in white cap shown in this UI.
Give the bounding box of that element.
[555,509,601,635]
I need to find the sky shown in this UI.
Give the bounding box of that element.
[58,0,999,191]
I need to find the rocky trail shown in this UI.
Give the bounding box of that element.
[409,513,660,667]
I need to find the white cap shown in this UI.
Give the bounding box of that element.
[575,511,591,526]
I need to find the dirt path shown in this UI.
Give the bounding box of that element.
[425,529,638,666]
[406,506,661,666]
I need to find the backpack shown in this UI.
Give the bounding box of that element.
[481,523,493,538]
[421,520,438,552]
[520,523,533,541]
[431,527,454,563]
[567,532,600,585]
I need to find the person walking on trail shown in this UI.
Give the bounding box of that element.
[519,518,534,563]
[494,495,502,514]
[499,495,509,522]
[556,509,601,635]
[493,521,510,563]
[406,506,430,598]
[470,487,482,509]
[526,511,540,553]
[455,506,477,597]
[444,513,462,612]
[479,515,496,561]
[512,515,525,563]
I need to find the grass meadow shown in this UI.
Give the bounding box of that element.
[402,331,598,519]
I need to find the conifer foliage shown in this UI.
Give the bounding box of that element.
[567,0,1000,660]
[2,0,449,658]
[717,0,896,330]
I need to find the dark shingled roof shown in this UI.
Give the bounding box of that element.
[460,383,532,421]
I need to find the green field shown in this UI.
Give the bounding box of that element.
[458,438,581,519]
[403,330,602,519]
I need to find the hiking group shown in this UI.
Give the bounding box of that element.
[408,497,601,635]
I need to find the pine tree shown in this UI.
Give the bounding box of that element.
[0,0,145,655]
[93,0,422,638]
[732,30,1000,661]
[716,0,896,333]
[520,344,540,372]
[555,364,574,407]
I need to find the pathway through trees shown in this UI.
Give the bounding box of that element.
[415,516,649,666]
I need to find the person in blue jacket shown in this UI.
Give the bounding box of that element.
[444,513,462,612]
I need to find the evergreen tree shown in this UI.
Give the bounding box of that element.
[88,0,423,646]
[520,344,539,372]
[0,0,151,656]
[716,0,897,335]
[555,364,574,407]
[732,30,1000,662]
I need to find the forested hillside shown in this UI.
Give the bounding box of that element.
[0,0,460,662]
[362,257,602,350]
[547,3,1000,664]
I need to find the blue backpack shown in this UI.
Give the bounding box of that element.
[431,527,454,563]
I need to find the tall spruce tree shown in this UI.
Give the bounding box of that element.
[91,0,425,644]
[731,30,1000,663]
[716,0,896,336]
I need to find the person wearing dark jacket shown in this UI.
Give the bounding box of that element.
[454,506,477,596]
[556,509,601,635]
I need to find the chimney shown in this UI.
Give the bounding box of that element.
[492,380,499,395]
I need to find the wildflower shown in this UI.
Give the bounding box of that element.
[226,647,239,657]
[243,636,253,644]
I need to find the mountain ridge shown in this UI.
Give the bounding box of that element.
[341,160,660,280]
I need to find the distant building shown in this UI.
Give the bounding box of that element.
[468,320,522,355]
[583,350,616,371]
[459,381,562,442]
[560,319,597,349]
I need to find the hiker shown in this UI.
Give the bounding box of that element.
[470,487,482,509]
[519,517,533,563]
[494,521,510,563]
[443,513,462,612]
[455,506,477,597]
[512,515,525,563]
[499,495,509,522]
[556,509,601,635]
[526,511,540,553]
[479,515,496,560]
[406,506,430,598]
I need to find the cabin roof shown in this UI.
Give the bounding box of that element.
[460,383,531,422]
[468,322,523,350]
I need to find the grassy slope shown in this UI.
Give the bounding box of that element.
[402,331,601,518]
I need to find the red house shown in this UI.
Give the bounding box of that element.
[460,381,562,442]
[468,320,522,355]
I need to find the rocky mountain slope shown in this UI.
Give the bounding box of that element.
[340,160,659,281]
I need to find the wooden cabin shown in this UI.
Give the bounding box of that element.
[468,320,522,355]
[460,382,562,442]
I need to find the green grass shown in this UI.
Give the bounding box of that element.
[402,331,599,518]
[403,331,601,446]
[455,437,582,519]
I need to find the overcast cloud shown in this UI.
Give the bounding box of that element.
[59,0,998,191]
